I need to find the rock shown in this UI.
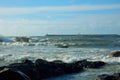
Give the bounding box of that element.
[8,59,35,80]
[52,60,84,74]
[34,59,53,79]
[34,59,84,79]
[76,60,105,69]
[111,51,120,57]
[0,59,106,80]
[96,74,117,80]
[50,60,66,75]
[57,44,69,48]
[96,73,120,80]
[113,73,120,80]
[64,63,83,74]
[86,61,105,68]
[0,66,6,71]
[15,37,29,42]
[0,68,30,80]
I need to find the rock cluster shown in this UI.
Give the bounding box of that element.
[0,59,105,80]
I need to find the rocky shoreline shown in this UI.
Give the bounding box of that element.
[0,51,120,80]
[0,59,106,80]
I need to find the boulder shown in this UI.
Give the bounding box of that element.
[85,61,105,68]
[57,44,69,48]
[0,66,6,71]
[113,73,120,80]
[15,37,29,42]
[96,74,117,80]
[111,51,120,57]
[34,59,84,79]
[96,73,120,80]
[0,59,106,80]
[50,60,66,76]
[75,60,105,69]
[34,59,54,79]
[7,59,35,80]
[0,68,30,80]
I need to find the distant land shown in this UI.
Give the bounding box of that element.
[45,34,120,36]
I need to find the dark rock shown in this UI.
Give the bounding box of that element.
[51,60,66,69]
[0,59,106,80]
[75,60,105,69]
[97,73,120,80]
[65,63,83,74]
[96,74,117,80]
[34,59,53,79]
[113,73,120,80]
[111,51,120,57]
[75,59,88,67]
[8,59,35,80]
[51,60,83,74]
[0,68,30,80]
[57,44,69,48]
[15,37,29,42]
[34,59,84,79]
[52,60,64,63]
[0,66,7,71]
[85,61,105,68]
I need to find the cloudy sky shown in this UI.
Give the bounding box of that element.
[0,0,120,36]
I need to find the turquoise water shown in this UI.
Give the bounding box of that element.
[0,35,120,80]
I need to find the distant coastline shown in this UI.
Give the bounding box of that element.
[45,34,120,37]
[45,34,81,36]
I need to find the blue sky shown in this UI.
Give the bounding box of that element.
[0,0,120,36]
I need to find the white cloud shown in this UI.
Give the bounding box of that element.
[0,13,120,36]
[0,4,120,15]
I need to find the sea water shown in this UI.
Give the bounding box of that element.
[0,35,120,80]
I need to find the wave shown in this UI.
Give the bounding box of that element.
[0,35,14,42]
[0,35,120,48]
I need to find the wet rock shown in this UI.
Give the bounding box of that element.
[7,59,35,80]
[113,73,120,80]
[0,59,106,80]
[34,59,54,79]
[15,37,29,42]
[65,63,83,74]
[76,60,105,69]
[50,60,66,76]
[0,66,6,71]
[111,51,120,57]
[52,60,83,74]
[0,68,30,80]
[34,59,105,80]
[96,73,120,80]
[57,44,69,48]
[86,61,105,68]
[96,74,117,80]
[34,59,84,79]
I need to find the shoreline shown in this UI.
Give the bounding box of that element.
[0,59,106,80]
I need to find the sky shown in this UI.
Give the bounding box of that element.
[0,0,120,36]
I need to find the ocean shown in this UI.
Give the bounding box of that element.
[0,34,120,80]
